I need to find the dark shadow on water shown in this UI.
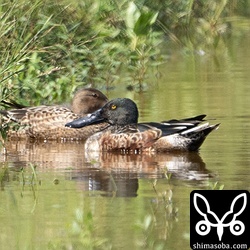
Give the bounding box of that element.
[69,168,139,197]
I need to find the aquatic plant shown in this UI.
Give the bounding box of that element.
[48,209,110,249]
[134,179,178,249]
[209,181,225,190]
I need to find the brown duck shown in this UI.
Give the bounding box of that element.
[0,88,109,141]
[66,98,220,152]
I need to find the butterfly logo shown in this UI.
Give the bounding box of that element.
[193,193,247,241]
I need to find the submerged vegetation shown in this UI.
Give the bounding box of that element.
[0,0,249,104]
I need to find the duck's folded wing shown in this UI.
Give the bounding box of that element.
[138,115,208,136]
[161,114,206,124]
[138,122,196,136]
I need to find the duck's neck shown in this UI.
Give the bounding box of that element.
[110,124,138,133]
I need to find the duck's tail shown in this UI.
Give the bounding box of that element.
[181,123,220,151]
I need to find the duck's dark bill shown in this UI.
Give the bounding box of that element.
[65,109,103,128]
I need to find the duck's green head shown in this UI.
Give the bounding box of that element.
[66,98,139,128]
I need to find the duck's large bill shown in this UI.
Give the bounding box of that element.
[65,109,104,128]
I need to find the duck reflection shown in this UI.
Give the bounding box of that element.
[91,151,211,181]
[1,141,215,197]
[69,168,139,197]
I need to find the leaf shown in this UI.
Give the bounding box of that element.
[133,11,158,36]
[125,2,140,31]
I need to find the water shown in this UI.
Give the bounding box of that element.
[1,29,250,249]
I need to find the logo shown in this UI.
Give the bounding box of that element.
[190,190,249,250]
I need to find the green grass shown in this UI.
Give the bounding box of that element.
[0,0,248,105]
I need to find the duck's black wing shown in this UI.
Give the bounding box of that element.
[138,115,208,137]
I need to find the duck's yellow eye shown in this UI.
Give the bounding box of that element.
[111,104,117,110]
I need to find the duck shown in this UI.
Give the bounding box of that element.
[65,98,220,152]
[0,88,109,141]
